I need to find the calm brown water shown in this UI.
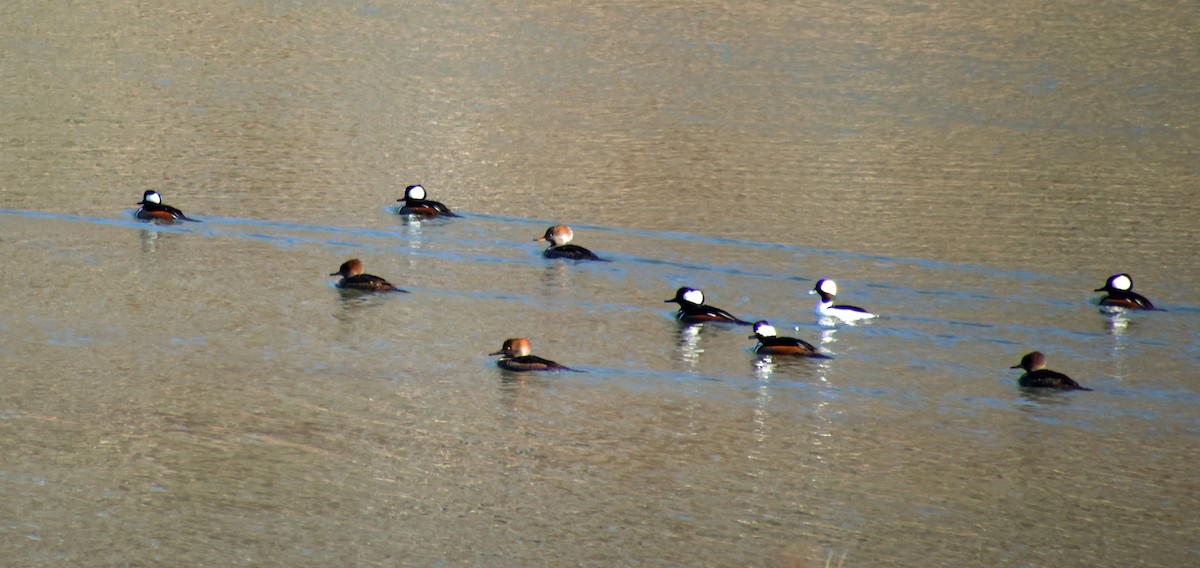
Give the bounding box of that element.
[2,2,1198,567]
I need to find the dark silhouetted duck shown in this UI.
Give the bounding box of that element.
[811,278,876,323]
[489,338,579,372]
[329,259,406,293]
[1094,273,1155,310]
[397,184,457,217]
[664,287,751,325]
[1010,351,1091,390]
[749,321,828,357]
[535,225,604,261]
[135,190,200,222]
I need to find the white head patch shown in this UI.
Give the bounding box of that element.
[407,185,426,200]
[819,279,838,296]
[682,289,705,305]
[145,191,162,204]
[754,322,777,337]
[1110,274,1132,291]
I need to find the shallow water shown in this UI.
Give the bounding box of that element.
[2,1,1198,567]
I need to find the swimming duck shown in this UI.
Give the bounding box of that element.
[329,259,406,293]
[664,287,751,325]
[489,338,579,372]
[135,190,200,222]
[1094,273,1155,310]
[397,184,458,217]
[1010,351,1091,390]
[811,279,876,323]
[535,225,604,261]
[749,321,828,357]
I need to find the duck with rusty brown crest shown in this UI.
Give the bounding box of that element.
[535,225,606,261]
[489,338,581,372]
[1010,351,1091,390]
[329,259,406,293]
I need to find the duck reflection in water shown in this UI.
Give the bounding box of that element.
[539,261,575,292]
[817,325,839,349]
[138,228,162,254]
[753,351,832,382]
[332,288,393,318]
[397,214,427,253]
[395,199,459,257]
[674,323,705,368]
[496,370,544,410]
[1103,310,1131,337]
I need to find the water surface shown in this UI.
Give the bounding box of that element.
[2,2,1197,567]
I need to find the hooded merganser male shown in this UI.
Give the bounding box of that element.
[489,337,579,372]
[135,190,200,222]
[397,184,458,217]
[749,321,828,357]
[1094,273,1155,310]
[811,279,876,323]
[329,259,406,293]
[535,225,604,261]
[1010,351,1092,390]
[664,287,752,325]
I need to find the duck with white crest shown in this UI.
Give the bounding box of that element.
[811,278,876,323]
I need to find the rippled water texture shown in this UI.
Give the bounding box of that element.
[2,2,1197,567]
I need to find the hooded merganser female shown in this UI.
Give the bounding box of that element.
[329,259,406,293]
[397,184,458,217]
[489,338,579,372]
[664,287,752,325]
[535,225,604,261]
[749,321,828,357]
[811,279,876,323]
[1094,273,1155,310]
[1010,351,1092,390]
[135,190,200,222]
